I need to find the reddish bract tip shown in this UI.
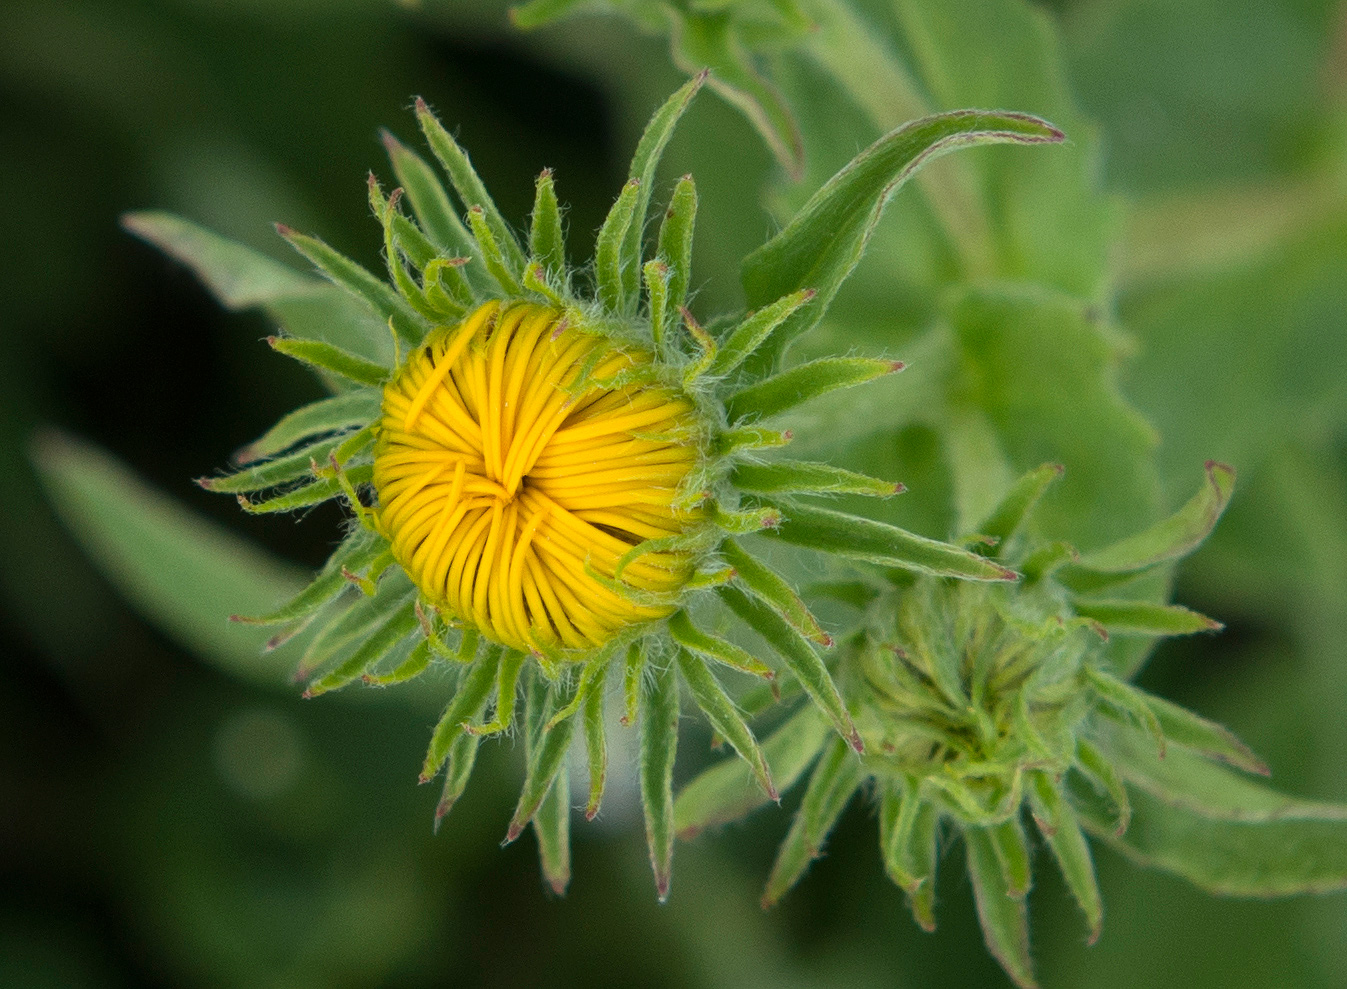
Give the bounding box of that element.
[781,431,794,442]
[893,482,907,495]
[819,633,835,648]
[194,476,214,490]
[414,96,430,114]
[300,688,315,700]
[848,729,865,754]
[503,821,525,845]
[274,222,294,237]
[888,361,906,373]
[378,127,402,152]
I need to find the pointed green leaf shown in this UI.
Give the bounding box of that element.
[416,99,526,276]
[731,459,902,499]
[621,73,706,301]
[1067,461,1236,578]
[466,206,523,296]
[766,502,1019,581]
[719,586,860,752]
[277,225,426,343]
[1143,693,1268,776]
[595,178,643,314]
[987,815,1032,898]
[238,390,381,463]
[32,433,307,687]
[965,826,1038,989]
[528,168,566,281]
[719,539,830,646]
[676,649,775,798]
[641,659,680,901]
[303,599,418,697]
[726,357,901,422]
[1074,598,1223,637]
[421,648,501,781]
[268,337,389,387]
[675,704,829,837]
[975,463,1063,551]
[656,175,697,319]
[1027,771,1101,943]
[741,110,1064,369]
[762,736,861,906]
[709,289,815,379]
[534,763,571,895]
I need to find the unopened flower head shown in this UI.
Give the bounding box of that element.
[374,299,702,653]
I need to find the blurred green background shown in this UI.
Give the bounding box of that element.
[3,0,1346,986]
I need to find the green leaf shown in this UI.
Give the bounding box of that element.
[238,390,381,463]
[719,586,860,752]
[965,826,1038,989]
[528,168,566,282]
[974,463,1062,551]
[594,178,642,314]
[762,736,862,906]
[122,211,389,362]
[534,763,571,896]
[268,337,389,387]
[672,11,804,180]
[676,649,775,799]
[509,0,588,30]
[731,459,902,499]
[277,225,426,344]
[416,98,527,277]
[1067,461,1236,578]
[32,432,306,688]
[1073,598,1222,637]
[1027,770,1102,943]
[726,357,902,421]
[719,539,830,646]
[656,175,698,323]
[641,659,680,901]
[1073,737,1347,897]
[741,110,1063,369]
[709,289,815,379]
[766,501,1018,581]
[421,648,501,781]
[621,73,706,302]
[675,704,829,837]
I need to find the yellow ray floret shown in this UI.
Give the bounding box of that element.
[373,300,704,653]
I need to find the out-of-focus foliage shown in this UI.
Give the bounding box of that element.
[4,1,1347,988]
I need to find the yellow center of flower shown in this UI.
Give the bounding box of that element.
[373,300,701,653]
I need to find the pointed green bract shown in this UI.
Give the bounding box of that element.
[640,660,680,901]
[621,73,705,302]
[528,168,566,282]
[657,175,697,319]
[1067,461,1236,578]
[268,337,389,387]
[767,501,1019,581]
[1027,771,1102,942]
[1073,598,1222,637]
[435,730,483,830]
[965,826,1038,989]
[668,608,775,679]
[304,600,418,696]
[583,669,608,819]
[676,649,775,798]
[298,577,414,681]
[675,704,830,837]
[727,357,901,421]
[380,129,479,263]
[534,765,571,895]
[709,289,815,379]
[762,736,861,906]
[278,225,426,343]
[366,638,433,687]
[731,459,901,499]
[595,178,642,314]
[508,677,579,841]
[719,586,860,752]
[239,390,381,463]
[741,110,1064,371]
[974,463,1062,551]
[987,815,1032,898]
[234,530,378,627]
[467,206,524,296]
[416,99,527,276]
[1074,737,1131,835]
[199,435,346,494]
[422,648,501,781]
[719,539,831,646]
